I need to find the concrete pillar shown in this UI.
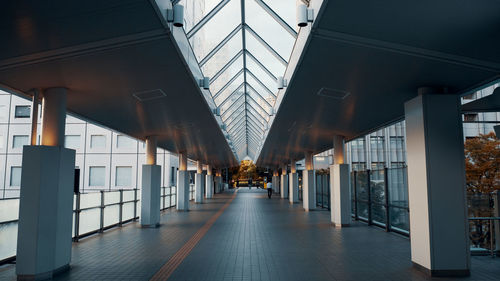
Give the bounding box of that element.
[280,164,288,199]
[176,151,189,211]
[206,165,214,199]
[141,136,161,227]
[16,88,76,280]
[41,88,66,146]
[330,135,351,226]
[215,169,222,194]
[405,90,469,276]
[289,160,299,203]
[30,89,39,145]
[303,151,316,211]
[195,161,204,203]
[272,170,279,194]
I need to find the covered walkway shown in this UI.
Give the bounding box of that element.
[2,188,499,281]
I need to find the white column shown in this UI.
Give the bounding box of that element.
[205,165,214,199]
[303,151,316,211]
[272,170,279,194]
[141,136,161,227]
[176,151,189,211]
[17,88,75,280]
[280,164,288,199]
[289,160,299,203]
[30,89,39,145]
[215,169,222,194]
[405,91,469,276]
[195,161,204,203]
[330,135,351,226]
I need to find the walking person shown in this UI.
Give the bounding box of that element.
[267,181,273,198]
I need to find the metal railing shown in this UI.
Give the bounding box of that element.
[0,186,178,265]
[469,217,500,257]
[316,174,330,210]
[351,168,410,236]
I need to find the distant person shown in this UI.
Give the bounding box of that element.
[237,180,239,188]
[267,182,273,198]
[249,179,252,189]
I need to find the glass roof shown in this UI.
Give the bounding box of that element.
[176,0,298,162]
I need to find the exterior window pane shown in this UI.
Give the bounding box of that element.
[89,166,106,187]
[90,135,106,148]
[14,105,31,118]
[116,135,135,148]
[115,166,132,187]
[10,167,21,186]
[12,135,29,148]
[65,135,80,149]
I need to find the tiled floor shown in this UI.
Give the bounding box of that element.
[1,188,499,280]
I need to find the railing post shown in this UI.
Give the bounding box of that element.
[133,188,138,221]
[384,167,391,232]
[73,192,81,242]
[353,171,358,221]
[119,189,123,226]
[162,187,166,210]
[327,174,330,210]
[367,170,372,226]
[490,219,495,257]
[99,190,105,232]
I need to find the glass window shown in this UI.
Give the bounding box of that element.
[12,135,29,148]
[65,135,80,149]
[210,55,244,95]
[115,166,132,187]
[116,135,135,148]
[89,166,106,187]
[245,0,295,60]
[8,166,22,188]
[179,0,222,32]
[214,73,245,106]
[90,135,106,148]
[10,166,21,186]
[0,105,6,120]
[245,29,286,78]
[14,105,31,118]
[201,31,242,79]
[464,113,479,122]
[262,0,297,30]
[189,0,241,62]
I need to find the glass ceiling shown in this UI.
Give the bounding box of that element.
[175,0,298,162]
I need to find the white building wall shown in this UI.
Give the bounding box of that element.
[0,90,180,199]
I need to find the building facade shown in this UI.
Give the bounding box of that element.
[0,90,180,199]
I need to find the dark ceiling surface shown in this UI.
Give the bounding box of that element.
[0,0,237,167]
[257,0,500,167]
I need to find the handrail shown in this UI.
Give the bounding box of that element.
[0,186,179,265]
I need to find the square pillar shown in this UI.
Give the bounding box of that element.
[280,173,288,199]
[205,174,214,199]
[330,164,351,226]
[405,93,469,276]
[176,170,190,211]
[16,146,75,280]
[195,173,204,203]
[141,165,161,227]
[302,169,316,211]
[272,175,279,194]
[289,173,299,203]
